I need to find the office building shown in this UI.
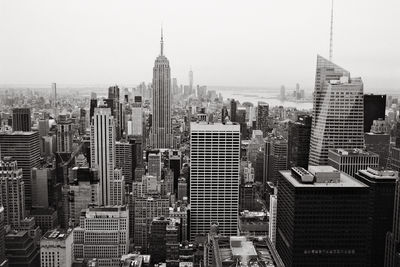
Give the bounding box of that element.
[129,99,143,137]
[309,55,364,166]
[276,166,370,267]
[12,108,31,131]
[147,151,162,180]
[150,30,173,149]
[73,206,129,267]
[134,197,169,252]
[364,94,386,132]
[0,158,26,228]
[287,115,312,169]
[0,206,7,267]
[91,104,124,206]
[56,116,73,153]
[116,141,134,186]
[30,208,58,234]
[385,179,400,267]
[256,102,269,136]
[62,167,99,227]
[328,148,379,177]
[0,131,40,209]
[190,122,240,238]
[108,85,122,140]
[264,135,288,186]
[365,119,391,167]
[31,165,58,209]
[40,228,73,267]
[269,194,277,246]
[390,146,400,172]
[354,168,398,267]
[230,99,237,122]
[5,231,40,267]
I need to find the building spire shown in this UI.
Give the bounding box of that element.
[329,0,334,61]
[160,26,164,56]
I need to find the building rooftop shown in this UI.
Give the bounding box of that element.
[42,228,72,241]
[281,166,368,188]
[190,122,240,131]
[330,148,378,156]
[230,237,258,259]
[358,168,398,180]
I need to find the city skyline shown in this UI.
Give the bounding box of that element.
[1,0,400,90]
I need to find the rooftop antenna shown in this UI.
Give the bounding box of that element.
[329,0,334,61]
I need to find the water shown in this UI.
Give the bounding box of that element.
[209,86,313,110]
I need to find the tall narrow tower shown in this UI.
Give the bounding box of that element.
[90,102,119,206]
[150,29,173,148]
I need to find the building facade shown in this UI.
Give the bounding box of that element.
[190,122,240,239]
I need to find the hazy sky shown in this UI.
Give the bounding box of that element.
[1,0,399,90]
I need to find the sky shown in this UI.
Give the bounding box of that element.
[1,0,399,91]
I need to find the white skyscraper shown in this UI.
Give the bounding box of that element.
[190,122,240,239]
[309,55,364,166]
[90,103,124,206]
[129,102,143,137]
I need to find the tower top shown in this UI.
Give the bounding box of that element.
[160,27,164,56]
[329,0,334,61]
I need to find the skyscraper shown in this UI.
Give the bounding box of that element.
[0,206,7,267]
[277,166,370,267]
[365,119,391,167]
[108,85,122,140]
[257,102,269,136]
[0,131,40,209]
[90,103,124,206]
[309,55,364,166]
[0,158,26,228]
[287,115,312,168]
[385,179,400,267]
[328,148,379,177]
[56,115,73,153]
[230,99,237,122]
[354,168,398,267]
[115,141,134,187]
[190,122,240,239]
[150,29,173,149]
[12,107,31,131]
[189,68,193,93]
[364,94,386,133]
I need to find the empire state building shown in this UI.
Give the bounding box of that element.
[150,29,173,148]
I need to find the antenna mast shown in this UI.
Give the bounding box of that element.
[329,0,334,61]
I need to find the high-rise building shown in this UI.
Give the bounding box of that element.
[12,107,31,132]
[0,158,25,228]
[0,206,7,267]
[56,115,73,153]
[287,115,312,168]
[390,146,400,172]
[256,102,269,136]
[128,99,143,137]
[189,69,193,92]
[134,197,169,252]
[309,56,364,165]
[230,99,237,122]
[116,141,134,186]
[0,131,40,209]
[73,206,129,267]
[385,179,400,267]
[354,168,398,267]
[108,85,122,140]
[31,165,58,209]
[147,151,162,180]
[328,148,379,177]
[61,167,99,227]
[365,119,391,167]
[90,104,124,206]
[5,230,40,267]
[269,193,277,246]
[264,135,288,186]
[277,166,370,267]
[190,122,240,238]
[150,30,173,149]
[364,94,386,132]
[40,228,73,267]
